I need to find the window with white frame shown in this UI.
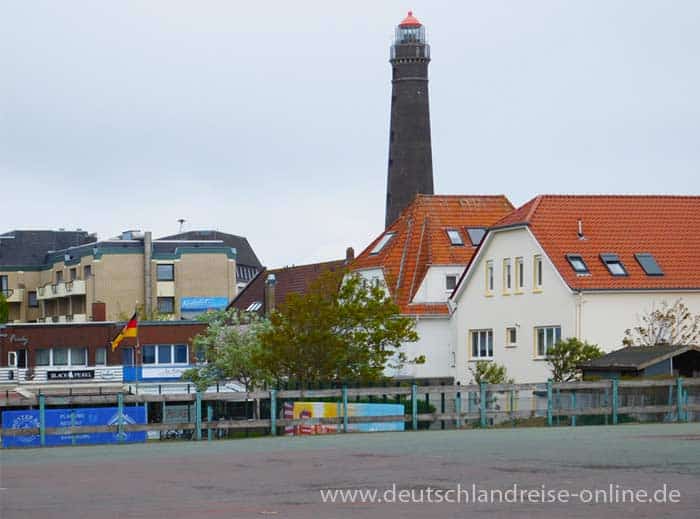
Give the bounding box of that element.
[35,349,50,366]
[36,347,88,366]
[485,261,494,294]
[506,327,517,347]
[446,274,458,292]
[471,329,494,359]
[515,257,524,291]
[95,347,107,366]
[533,255,543,289]
[535,326,561,357]
[142,344,189,365]
[503,258,512,293]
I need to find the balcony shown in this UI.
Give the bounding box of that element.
[37,280,86,300]
[1,288,24,303]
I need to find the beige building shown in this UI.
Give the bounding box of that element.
[0,229,262,323]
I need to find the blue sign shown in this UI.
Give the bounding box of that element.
[2,407,147,448]
[180,296,228,312]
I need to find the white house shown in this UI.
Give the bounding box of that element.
[449,195,700,383]
[350,194,514,380]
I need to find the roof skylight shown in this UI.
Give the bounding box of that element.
[600,254,628,276]
[566,254,589,274]
[446,229,464,246]
[635,253,663,276]
[370,232,396,255]
[466,227,487,246]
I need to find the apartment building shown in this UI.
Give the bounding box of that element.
[0,229,262,323]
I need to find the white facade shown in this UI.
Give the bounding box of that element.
[387,317,454,379]
[412,266,464,303]
[449,226,700,383]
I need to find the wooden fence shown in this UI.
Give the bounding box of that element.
[1,378,699,447]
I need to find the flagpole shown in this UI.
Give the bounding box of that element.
[136,333,140,396]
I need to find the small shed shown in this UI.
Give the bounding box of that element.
[581,345,700,379]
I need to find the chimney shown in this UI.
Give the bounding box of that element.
[264,273,277,316]
[92,301,106,322]
[345,247,355,263]
[577,219,585,240]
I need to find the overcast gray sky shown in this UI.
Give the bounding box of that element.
[2,1,699,267]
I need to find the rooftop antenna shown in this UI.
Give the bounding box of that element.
[178,219,186,233]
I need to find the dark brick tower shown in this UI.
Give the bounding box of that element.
[385,11,434,227]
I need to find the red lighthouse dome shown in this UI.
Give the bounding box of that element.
[399,10,422,28]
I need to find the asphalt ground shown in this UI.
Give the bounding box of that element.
[1,423,699,518]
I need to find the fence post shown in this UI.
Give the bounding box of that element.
[117,392,124,442]
[207,403,213,441]
[440,387,446,430]
[546,380,553,426]
[70,409,76,446]
[455,385,462,429]
[411,384,418,431]
[195,393,202,441]
[676,378,684,423]
[510,389,516,427]
[270,389,277,436]
[611,379,619,425]
[479,382,487,428]
[39,394,46,447]
[342,385,349,433]
[570,391,577,427]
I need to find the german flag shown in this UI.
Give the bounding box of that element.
[111,311,138,351]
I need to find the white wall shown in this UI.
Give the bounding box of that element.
[451,227,576,383]
[579,292,700,349]
[385,317,454,379]
[412,265,466,303]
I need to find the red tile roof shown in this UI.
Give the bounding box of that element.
[352,195,514,315]
[495,195,700,290]
[229,259,347,315]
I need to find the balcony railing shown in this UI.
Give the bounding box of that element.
[37,279,86,300]
[1,288,24,303]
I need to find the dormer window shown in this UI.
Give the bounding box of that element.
[370,232,396,255]
[635,253,663,276]
[466,227,486,246]
[566,254,589,275]
[600,254,627,276]
[446,229,464,246]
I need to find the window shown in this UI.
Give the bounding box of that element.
[566,254,589,274]
[446,229,464,246]
[174,345,188,364]
[515,257,524,291]
[446,274,458,292]
[157,297,175,314]
[142,345,156,364]
[370,232,395,255]
[53,348,68,366]
[158,345,172,364]
[600,254,627,276]
[84,265,92,278]
[536,326,561,357]
[466,227,486,246]
[471,330,494,359]
[95,347,107,366]
[55,270,64,283]
[635,253,663,276]
[70,347,87,365]
[28,291,38,308]
[157,264,175,281]
[70,268,77,281]
[485,261,494,294]
[503,259,512,293]
[122,347,135,366]
[0,275,7,295]
[35,349,50,366]
[533,255,543,289]
[506,327,517,347]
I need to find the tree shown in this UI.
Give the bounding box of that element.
[469,361,513,385]
[623,299,700,347]
[0,292,8,324]
[546,338,603,382]
[182,308,272,394]
[118,303,170,322]
[256,270,420,387]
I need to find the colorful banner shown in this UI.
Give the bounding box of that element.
[283,401,405,436]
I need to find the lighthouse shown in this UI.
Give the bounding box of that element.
[385,11,434,227]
